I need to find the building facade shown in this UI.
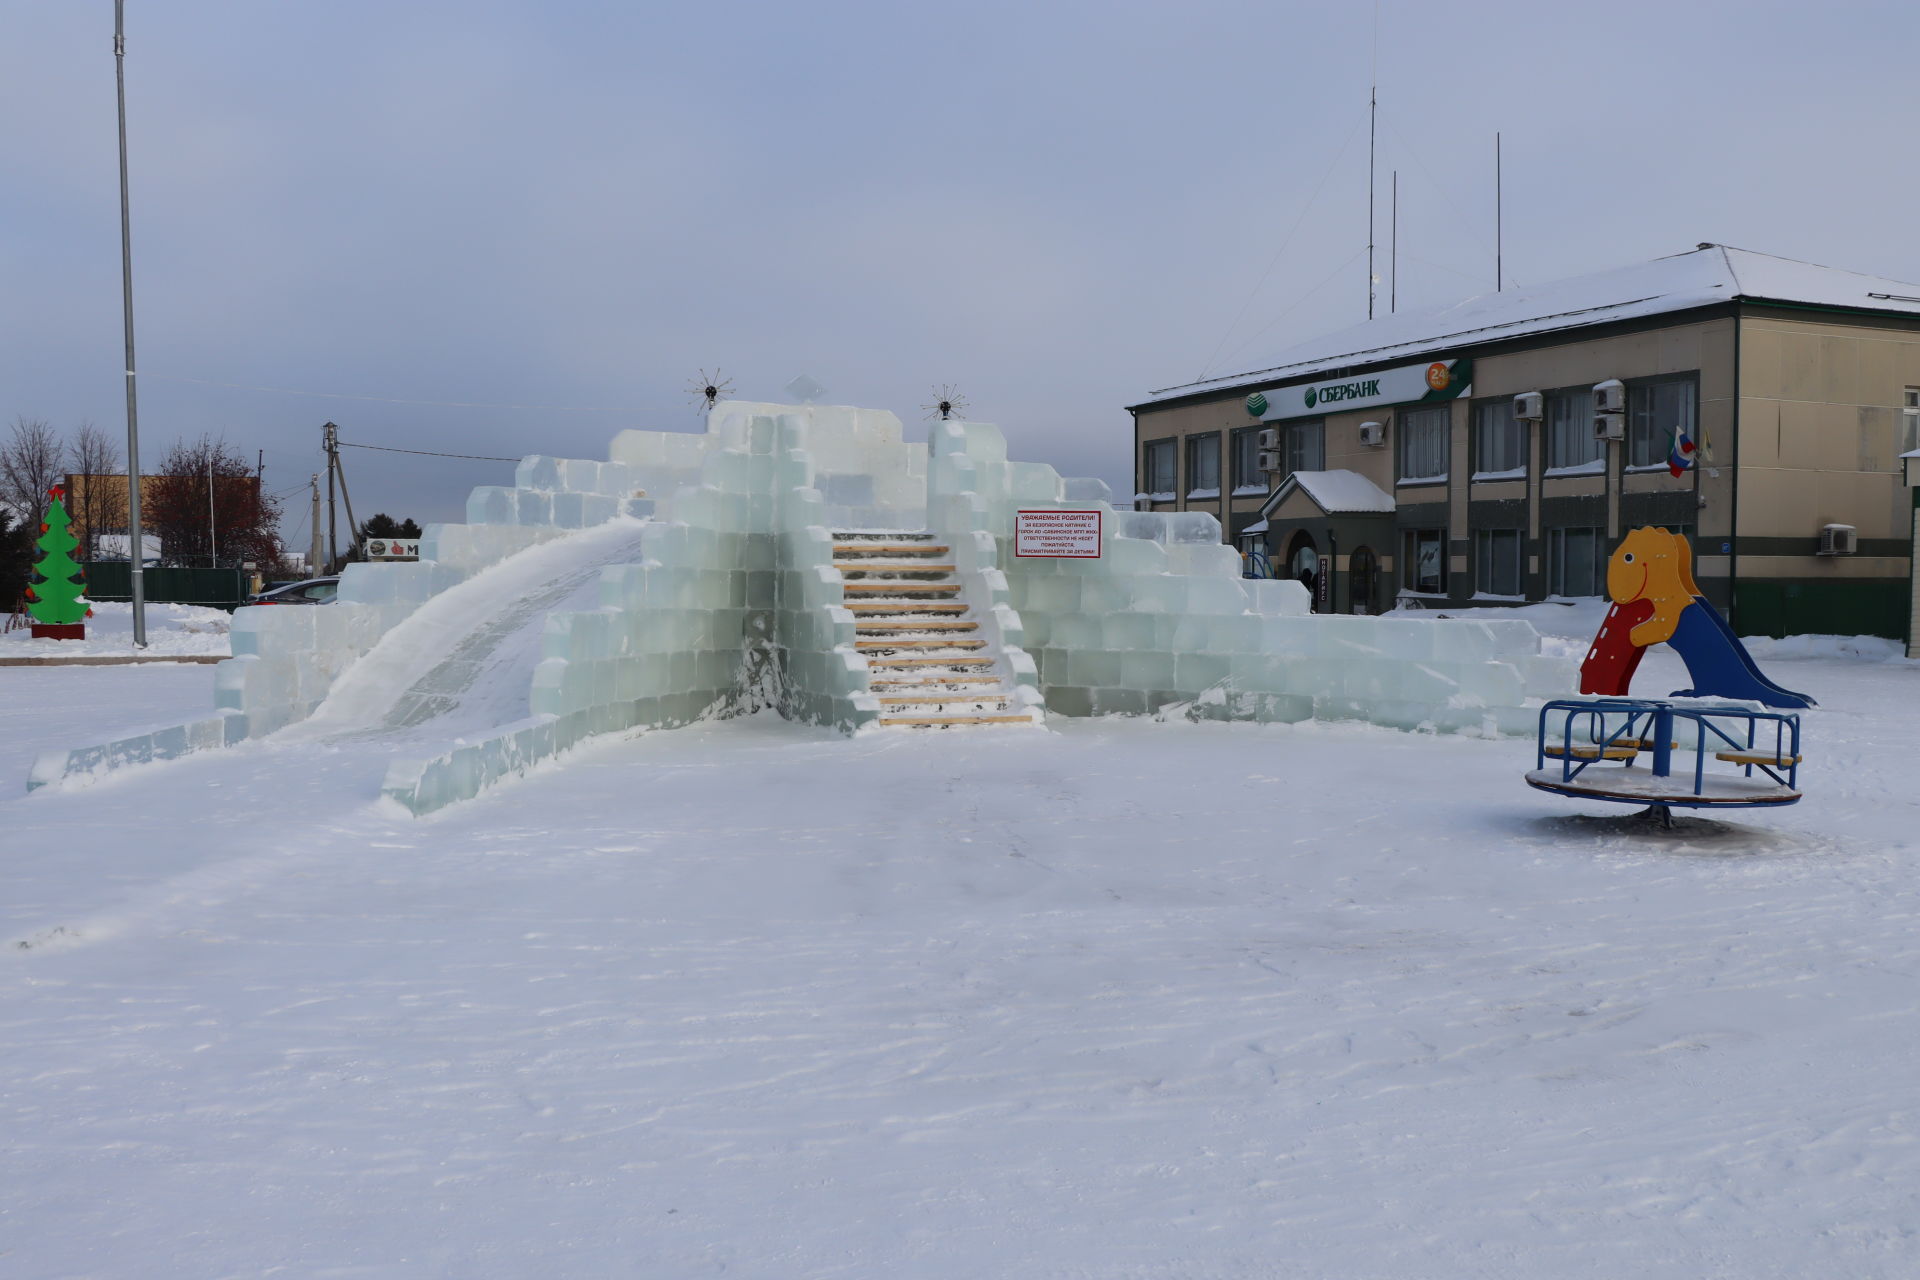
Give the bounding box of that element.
[1129,245,1920,639]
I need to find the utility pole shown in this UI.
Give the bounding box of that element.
[206,455,216,566]
[321,421,360,571]
[114,0,146,646]
[325,422,338,571]
[307,474,324,576]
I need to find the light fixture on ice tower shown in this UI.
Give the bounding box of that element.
[922,385,969,421]
[687,368,735,413]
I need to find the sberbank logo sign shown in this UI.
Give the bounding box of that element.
[1254,358,1470,421]
[1303,378,1380,409]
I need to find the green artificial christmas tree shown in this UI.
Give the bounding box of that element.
[26,484,90,639]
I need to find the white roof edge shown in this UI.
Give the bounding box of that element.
[1261,469,1396,517]
[1139,244,1920,408]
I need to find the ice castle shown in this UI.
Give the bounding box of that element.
[30,402,1575,813]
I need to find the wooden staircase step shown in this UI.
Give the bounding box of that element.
[865,656,996,669]
[856,638,988,651]
[870,675,1002,688]
[879,714,1039,727]
[835,564,957,576]
[846,603,969,615]
[840,582,961,594]
[833,543,949,556]
[855,619,978,632]
[877,693,1011,705]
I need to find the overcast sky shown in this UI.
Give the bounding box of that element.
[4,0,1917,545]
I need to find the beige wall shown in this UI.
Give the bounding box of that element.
[1737,313,1920,545]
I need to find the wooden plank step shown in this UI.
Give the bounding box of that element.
[833,532,936,539]
[1542,745,1639,761]
[842,582,959,594]
[870,676,1002,688]
[877,693,1011,705]
[866,657,997,669]
[846,602,969,614]
[880,714,1037,727]
[836,564,957,576]
[833,544,949,555]
[1715,750,1802,766]
[856,638,988,651]
[855,619,977,632]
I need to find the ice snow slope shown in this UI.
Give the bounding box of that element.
[2,645,1918,1278]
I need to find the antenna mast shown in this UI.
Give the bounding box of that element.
[1496,132,1504,291]
[1391,170,1398,313]
[1366,84,1377,320]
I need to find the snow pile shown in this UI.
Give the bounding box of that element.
[0,600,231,657]
[1741,632,1919,665]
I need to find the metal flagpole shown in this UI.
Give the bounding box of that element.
[114,0,147,645]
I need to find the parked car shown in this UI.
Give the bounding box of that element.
[245,576,339,606]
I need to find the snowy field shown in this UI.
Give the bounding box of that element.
[4,642,1919,1278]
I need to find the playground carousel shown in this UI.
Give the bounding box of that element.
[1527,528,1813,825]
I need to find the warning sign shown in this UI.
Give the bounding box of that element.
[1014,509,1102,558]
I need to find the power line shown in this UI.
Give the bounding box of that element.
[1196,110,1369,382]
[336,441,523,462]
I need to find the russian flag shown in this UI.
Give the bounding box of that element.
[1667,429,1698,477]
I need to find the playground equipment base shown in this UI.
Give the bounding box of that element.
[1525,766,1801,808]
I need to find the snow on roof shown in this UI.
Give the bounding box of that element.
[1262,469,1396,517]
[1140,244,1920,407]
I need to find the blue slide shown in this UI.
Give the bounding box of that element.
[1667,599,1816,708]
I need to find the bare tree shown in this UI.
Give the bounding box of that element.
[66,420,124,558]
[0,417,66,527]
[146,435,283,568]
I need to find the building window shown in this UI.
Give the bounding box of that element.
[1230,426,1265,493]
[1142,439,1176,499]
[1475,528,1524,597]
[1402,527,1447,594]
[1547,526,1605,597]
[1627,374,1697,469]
[1283,419,1325,479]
[1398,405,1450,484]
[1185,433,1221,499]
[1473,399,1526,478]
[1546,386,1605,472]
[1903,388,1919,455]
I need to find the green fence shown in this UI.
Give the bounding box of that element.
[1733,578,1907,641]
[85,563,249,611]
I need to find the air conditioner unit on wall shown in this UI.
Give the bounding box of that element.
[1818,523,1857,555]
[1258,428,1279,449]
[1593,379,1626,413]
[1513,392,1544,421]
[1258,449,1284,472]
[1358,421,1386,447]
[1593,414,1625,442]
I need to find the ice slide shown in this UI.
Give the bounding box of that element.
[1578,527,1814,709]
[280,518,652,753]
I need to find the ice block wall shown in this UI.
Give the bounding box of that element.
[768,408,885,731]
[381,410,778,813]
[28,456,645,789]
[382,402,922,812]
[933,419,1573,733]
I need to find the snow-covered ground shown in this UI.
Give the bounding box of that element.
[0,600,232,658]
[3,641,1919,1278]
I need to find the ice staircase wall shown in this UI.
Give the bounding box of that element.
[833,532,1043,729]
